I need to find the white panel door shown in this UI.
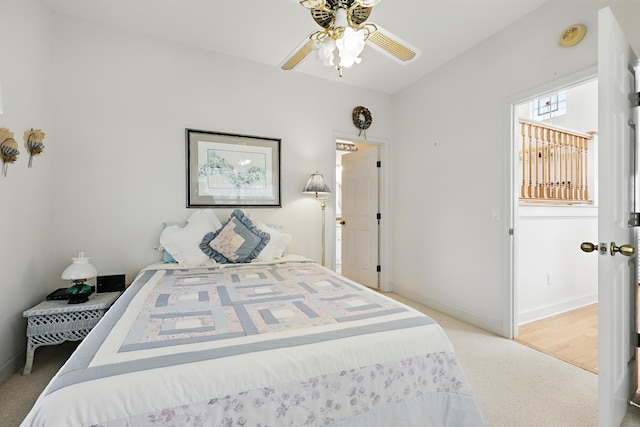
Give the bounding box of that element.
[597,7,638,427]
[341,145,379,288]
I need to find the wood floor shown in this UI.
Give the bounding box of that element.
[515,304,599,374]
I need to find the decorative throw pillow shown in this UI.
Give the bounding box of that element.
[160,222,186,263]
[163,251,178,263]
[200,209,270,263]
[253,220,292,262]
[160,210,222,264]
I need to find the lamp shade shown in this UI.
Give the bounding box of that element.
[303,172,331,196]
[61,251,97,280]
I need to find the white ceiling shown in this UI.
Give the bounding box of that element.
[41,0,554,94]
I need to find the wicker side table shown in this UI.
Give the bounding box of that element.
[22,292,121,375]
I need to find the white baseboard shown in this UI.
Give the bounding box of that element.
[0,350,25,384]
[391,285,504,336]
[518,293,598,325]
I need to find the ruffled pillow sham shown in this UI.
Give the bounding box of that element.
[200,209,270,263]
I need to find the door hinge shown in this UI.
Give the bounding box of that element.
[376,161,381,168]
[376,265,381,272]
[509,228,514,236]
[376,212,381,221]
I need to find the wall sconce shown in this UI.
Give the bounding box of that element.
[303,171,332,266]
[24,129,45,168]
[0,128,19,177]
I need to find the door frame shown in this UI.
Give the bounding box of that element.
[332,131,391,292]
[505,66,598,338]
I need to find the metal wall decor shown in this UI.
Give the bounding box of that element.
[24,129,45,168]
[0,128,19,177]
[352,106,372,138]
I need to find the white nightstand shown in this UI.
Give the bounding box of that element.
[22,292,120,375]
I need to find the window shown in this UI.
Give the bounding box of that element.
[531,91,566,120]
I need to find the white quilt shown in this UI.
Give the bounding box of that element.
[22,257,485,426]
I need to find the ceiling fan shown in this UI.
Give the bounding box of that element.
[281,0,419,76]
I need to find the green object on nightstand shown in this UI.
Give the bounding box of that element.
[65,281,94,304]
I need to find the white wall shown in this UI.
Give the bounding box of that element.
[0,0,53,382]
[518,210,598,323]
[0,4,392,379]
[47,14,392,280]
[390,0,635,335]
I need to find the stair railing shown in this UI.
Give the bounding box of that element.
[519,119,594,205]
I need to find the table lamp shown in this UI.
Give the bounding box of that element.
[62,251,97,304]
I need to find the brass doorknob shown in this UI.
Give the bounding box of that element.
[580,242,599,253]
[610,242,635,257]
[339,220,346,225]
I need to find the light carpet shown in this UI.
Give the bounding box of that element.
[2,294,640,426]
[390,294,640,427]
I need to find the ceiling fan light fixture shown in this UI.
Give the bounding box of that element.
[300,0,324,8]
[314,36,337,66]
[334,7,348,30]
[355,0,381,6]
[336,27,365,68]
[284,0,417,75]
[309,7,366,75]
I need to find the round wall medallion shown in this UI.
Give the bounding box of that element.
[559,24,586,47]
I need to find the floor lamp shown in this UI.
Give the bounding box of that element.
[303,171,332,266]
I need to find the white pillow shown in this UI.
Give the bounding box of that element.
[253,220,292,262]
[160,210,222,264]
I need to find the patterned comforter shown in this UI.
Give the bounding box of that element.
[21,257,485,426]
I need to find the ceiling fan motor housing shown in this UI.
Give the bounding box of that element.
[311,0,372,29]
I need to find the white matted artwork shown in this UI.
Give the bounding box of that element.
[186,129,281,207]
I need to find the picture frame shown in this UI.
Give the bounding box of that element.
[186,129,281,208]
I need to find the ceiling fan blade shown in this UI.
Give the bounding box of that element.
[366,25,420,63]
[281,37,315,70]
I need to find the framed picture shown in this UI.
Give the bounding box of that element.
[186,129,281,208]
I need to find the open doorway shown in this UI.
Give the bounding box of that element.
[335,138,381,289]
[512,77,599,374]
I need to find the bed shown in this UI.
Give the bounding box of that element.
[21,211,485,426]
